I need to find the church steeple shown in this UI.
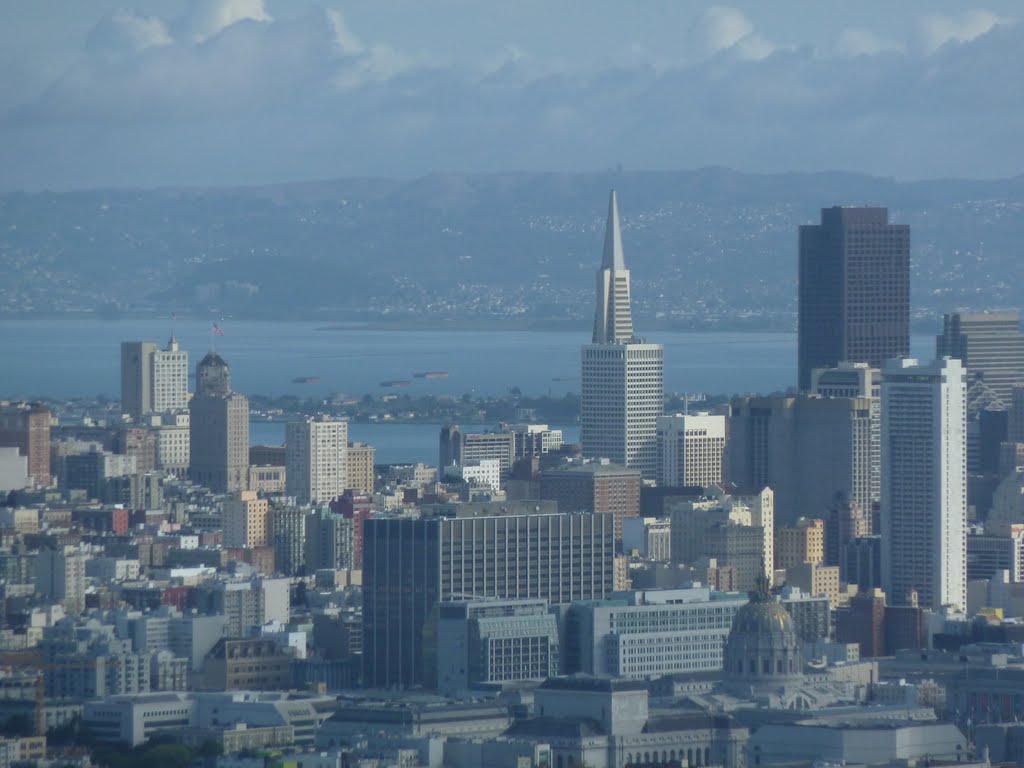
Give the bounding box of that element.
[592,190,635,344]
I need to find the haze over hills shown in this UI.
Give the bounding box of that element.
[2,166,1023,330]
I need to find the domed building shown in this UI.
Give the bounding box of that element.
[723,573,804,697]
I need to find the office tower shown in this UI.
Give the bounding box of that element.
[331,490,373,569]
[842,535,883,592]
[797,207,910,390]
[937,311,1024,405]
[656,412,726,487]
[223,490,269,549]
[539,461,641,546]
[824,493,872,569]
[189,352,249,493]
[346,442,375,493]
[113,427,156,475]
[120,338,189,421]
[304,507,355,572]
[729,367,878,526]
[35,547,86,615]
[502,424,565,458]
[775,517,825,571]
[268,505,307,576]
[581,191,664,479]
[439,425,516,475]
[285,416,348,505]
[0,402,51,486]
[363,508,614,688]
[881,358,967,611]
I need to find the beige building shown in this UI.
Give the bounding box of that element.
[224,491,269,549]
[788,561,842,607]
[347,442,375,493]
[776,517,825,571]
[248,465,285,494]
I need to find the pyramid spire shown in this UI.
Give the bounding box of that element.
[592,190,634,344]
[602,190,626,270]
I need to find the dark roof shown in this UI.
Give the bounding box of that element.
[644,712,739,733]
[539,676,648,693]
[504,716,605,739]
[199,352,228,367]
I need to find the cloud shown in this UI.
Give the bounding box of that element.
[835,27,904,57]
[915,10,1008,54]
[178,0,272,44]
[325,9,364,56]
[1,2,1024,188]
[85,10,173,54]
[687,6,774,61]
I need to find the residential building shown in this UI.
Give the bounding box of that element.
[286,416,348,505]
[881,357,967,611]
[581,191,664,480]
[0,402,51,487]
[656,412,726,488]
[346,442,375,493]
[223,490,269,549]
[35,547,86,615]
[797,206,910,390]
[936,311,1024,405]
[787,562,842,607]
[539,460,641,545]
[363,508,615,688]
[775,518,825,572]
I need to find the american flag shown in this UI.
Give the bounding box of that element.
[212,323,225,337]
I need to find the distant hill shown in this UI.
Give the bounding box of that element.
[2,168,1023,329]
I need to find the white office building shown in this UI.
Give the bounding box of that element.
[150,411,190,477]
[121,338,189,421]
[566,586,748,678]
[286,416,348,505]
[656,412,727,488]
[881,357,967,611]
[581,191,664,480]
[443,459,502,492]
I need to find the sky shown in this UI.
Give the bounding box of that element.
[0,0,1022,189]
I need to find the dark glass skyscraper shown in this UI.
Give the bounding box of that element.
[797,207,910,391]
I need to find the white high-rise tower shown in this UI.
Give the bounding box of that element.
[880,357,967,612]
[581,191,664,479]
[120,337,189,420]
[286,416,349,505]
